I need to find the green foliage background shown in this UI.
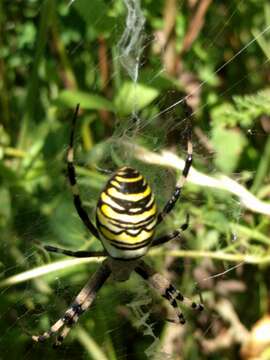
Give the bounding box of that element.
[0,0,270,359]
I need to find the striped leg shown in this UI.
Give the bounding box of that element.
[157,124,192,225]
[54,277,107,347]
[135,260,203,324]
[32,260,111,345]
[67,104,100,239]
[44,245,107,258]
[151,214,189,247]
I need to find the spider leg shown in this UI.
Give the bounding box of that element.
[135,260,203,324]
[32,260,111,344]
[157,113,192,225]
[44,245,107,258]
[151,214,189,247]
[67,104,100,239]
[54,277,106,347]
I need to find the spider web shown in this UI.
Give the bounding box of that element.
[0,0,270,359]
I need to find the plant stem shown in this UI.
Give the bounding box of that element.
[251,135,270,194]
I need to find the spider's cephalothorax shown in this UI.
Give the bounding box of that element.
[32,104,203,347]
[96,166,157,259]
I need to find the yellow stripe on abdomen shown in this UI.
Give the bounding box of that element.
[96,208,157,231]
[100,203,156,223]
[107,185,151,201]
[99,225,154,244]
[115,175,143,182]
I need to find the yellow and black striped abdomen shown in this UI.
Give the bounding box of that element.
[96,167,158,259]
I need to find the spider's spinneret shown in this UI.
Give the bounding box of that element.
[96,166,158,259]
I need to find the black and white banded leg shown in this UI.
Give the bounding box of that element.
[135,260,203,324]
[67,104,100,239]
[157,126,193,225]
[32,260,111,346]
[151,214,189,247]
[44,245,107,258]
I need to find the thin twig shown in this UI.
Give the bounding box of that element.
[131,143,270,216]
[181,0,213,54]
[158,249,270,265]
[0,257,103,288]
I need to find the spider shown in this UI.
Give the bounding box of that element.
[32,104,204,347]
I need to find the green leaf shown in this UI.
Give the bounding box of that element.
[56,90,115,111]
[212,127,247,173]
[211,102,237,127]
[74,0,106,25]
[114,82,159,116]
[211,89,270,128]
[74,0,115,33]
